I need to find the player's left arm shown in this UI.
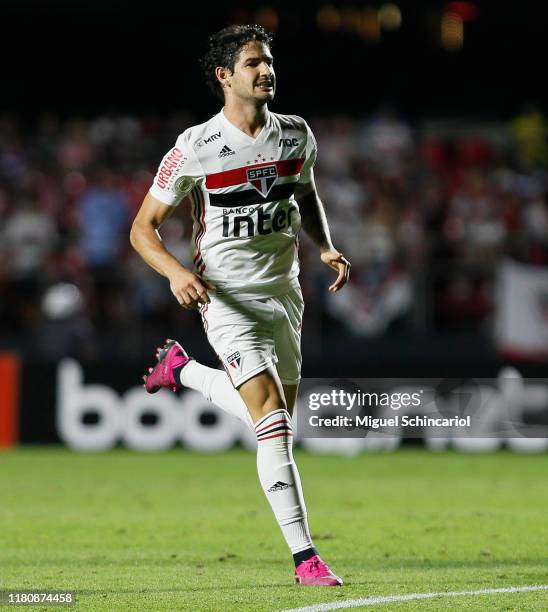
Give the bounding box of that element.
[294,178,351,292]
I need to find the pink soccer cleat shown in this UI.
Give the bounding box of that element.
[295,555,343,586]
[143,339,192,394]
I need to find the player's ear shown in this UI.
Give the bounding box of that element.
[215,66,231,89]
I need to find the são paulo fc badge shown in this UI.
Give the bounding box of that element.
[224,348,242,370]
[246,164,278,197]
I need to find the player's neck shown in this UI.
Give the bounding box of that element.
[222,101,269,139]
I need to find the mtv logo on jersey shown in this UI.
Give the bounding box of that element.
[246,165,278,198]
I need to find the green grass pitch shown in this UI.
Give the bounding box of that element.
[1,448,547,611]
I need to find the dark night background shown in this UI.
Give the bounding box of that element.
[1,0,546,119]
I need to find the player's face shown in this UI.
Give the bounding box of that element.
[229,41,275,103]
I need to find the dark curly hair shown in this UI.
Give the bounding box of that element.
[200,24,274,101]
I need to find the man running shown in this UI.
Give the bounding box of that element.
[130,24,350,586]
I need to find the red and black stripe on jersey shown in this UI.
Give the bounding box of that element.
[205,158,304,207]
[190,186,206,274]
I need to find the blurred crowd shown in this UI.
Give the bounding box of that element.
[1,106,548,361]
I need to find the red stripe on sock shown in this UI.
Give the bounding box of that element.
[255,417,291,434]
[257,423,293,437]
[257,431,293,442]
[254,409,286,429]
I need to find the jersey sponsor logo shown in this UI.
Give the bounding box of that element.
[156,147,184,189]
[246,164,278,198]
[278,137,299,147]
[218,145,235,158]
[204,131,222,144]
[222,204,297,237]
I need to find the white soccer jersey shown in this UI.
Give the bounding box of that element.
[149,110,317,299]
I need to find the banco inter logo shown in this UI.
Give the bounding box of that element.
[246,164,278,197]
[221,205,297,238]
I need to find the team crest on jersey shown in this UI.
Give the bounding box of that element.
[225,350,242,370]
[246,165,278,198]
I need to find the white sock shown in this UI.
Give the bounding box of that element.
[255,408,314,554]
[179,360,252,428]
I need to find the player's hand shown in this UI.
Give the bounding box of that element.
[320,248,351,292]
[169,269,211,310]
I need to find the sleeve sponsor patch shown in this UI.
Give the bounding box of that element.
[155,147,187,190]
[174,176,195,196]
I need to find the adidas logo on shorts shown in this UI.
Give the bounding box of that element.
[218,145,236,158]
[268,481,293,492]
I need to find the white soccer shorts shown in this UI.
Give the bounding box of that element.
[200,287,304,388]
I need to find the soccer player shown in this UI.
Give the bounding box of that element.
[130,24,350,586]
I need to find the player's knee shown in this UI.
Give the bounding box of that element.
[239,371,288,421]
[258,392,287,417]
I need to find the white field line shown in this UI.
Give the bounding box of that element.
[281,584,548,612]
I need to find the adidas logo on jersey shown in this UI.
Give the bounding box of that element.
[218,145,236,158]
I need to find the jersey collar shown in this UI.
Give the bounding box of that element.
[219,108,272,146]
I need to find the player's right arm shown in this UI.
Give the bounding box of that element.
[130,192,210,309]
[296,119,350,292]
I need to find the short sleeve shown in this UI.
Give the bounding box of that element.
[149,130,204,206]
[298,121,317,184]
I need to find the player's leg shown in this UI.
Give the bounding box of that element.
[281,383,298,414]
[143,339,252,427]
[267,288,342,585]
[180,372,292,422]
[143,295,273,428]
[238,367,286,422]
[179,359,252,427]
[239,367,316,562]
[142,292,341,584]
[239,368,342,585]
